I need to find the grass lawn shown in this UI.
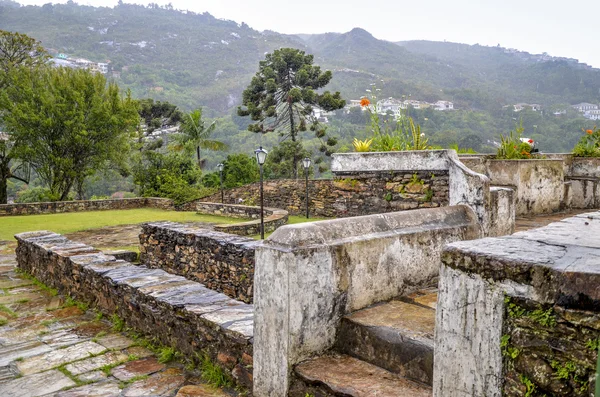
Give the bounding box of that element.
[0,208,244,241]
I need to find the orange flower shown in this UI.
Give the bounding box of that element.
[587,129,594,135]
[528,139,534,144]
[360,98,371,107]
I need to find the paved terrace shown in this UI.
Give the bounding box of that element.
[0,209,591,396]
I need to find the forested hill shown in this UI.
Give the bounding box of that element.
[2,0,600,117]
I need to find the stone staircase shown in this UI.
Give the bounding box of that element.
[291,289,438,397]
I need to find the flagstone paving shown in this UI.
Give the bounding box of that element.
[0,254,232,397]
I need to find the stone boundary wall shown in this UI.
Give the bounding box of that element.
[433,210,600,397]
[140,222,258,303]
[14,231,254,388]
[0,197,289,237]
[0,197,174,216]
[254,205,482,396]
[201,172,450,219]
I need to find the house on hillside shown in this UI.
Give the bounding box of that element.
[513,103,541,112]
[376,98,405,116]
[404,99,429,110]
[572,103,599,112]
[433,100,454,111]
[584,109,600,120]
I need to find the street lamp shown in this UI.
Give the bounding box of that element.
[254,146,268,239]
[217,163,224,204]
[302,157,311,218]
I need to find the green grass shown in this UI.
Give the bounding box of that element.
[0,208,245,241]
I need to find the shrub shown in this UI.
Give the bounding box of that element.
[573,127,600,157]
[496,123,534,160]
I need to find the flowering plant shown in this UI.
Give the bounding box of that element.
[573,127,600,157]
[496,122,536,159]
[355,85,429,152]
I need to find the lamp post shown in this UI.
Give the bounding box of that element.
[254,146,268,239]
[217,163,224,204]
[302,157,311,218]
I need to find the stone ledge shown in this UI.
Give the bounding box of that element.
[14,230,253,387]
[442,210,600,309]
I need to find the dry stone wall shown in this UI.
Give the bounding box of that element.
[0,197,174,216]
[202,171,449,218]
[140,222,258,303]
[14,231,254,388]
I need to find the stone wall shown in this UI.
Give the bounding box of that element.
[254,205,482,397]
[433,210,600,397]
[201,172,450,219]
[139,222,258,303]
[14,231,254,388]
[0,197,174,216]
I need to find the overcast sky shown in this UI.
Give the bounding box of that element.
[14,0,600,68]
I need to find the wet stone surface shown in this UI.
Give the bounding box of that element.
[0,254,234,397]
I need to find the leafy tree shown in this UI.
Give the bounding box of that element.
[175,108,227,166]
[137,98,182,134]
[0,30,49,203]
[238,48,345,176]
[0,29,49,89]
[202,153,259,189]
[1,67,139,201]
[264,141,312,179]
[132,144,211,205]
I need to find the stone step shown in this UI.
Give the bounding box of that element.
[335,299,435,385]
[400,288,439,310]
[293,353,432,397]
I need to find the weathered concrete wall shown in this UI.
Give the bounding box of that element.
[486,159,564,215]
[254,205,482,397]
[434,210,600,397]
[489,187,515,236]
[202,172,450,218]
[140,222,258,303]
[15,231,254,388]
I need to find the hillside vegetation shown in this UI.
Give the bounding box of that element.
[1,0,599,158]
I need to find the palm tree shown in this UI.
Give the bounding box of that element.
[175,108,227,167]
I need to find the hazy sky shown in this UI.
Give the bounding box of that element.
[14,0,600,68]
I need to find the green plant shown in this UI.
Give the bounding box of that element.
[573,127,600,157]
[111,314,125,332]
[157,346,179,363]
[496,122,534,160]
[449,143,477,154]
[550,360,577,380]
[199,353,233,388]
[384,192,392,201]
[520,374,536,397]
[529,307,557,327]
[353,138,373,152]
[423,188,434,202]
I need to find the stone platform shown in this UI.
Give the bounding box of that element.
[0,254,231,397]
[13,231,254,392]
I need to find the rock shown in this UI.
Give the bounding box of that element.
[111,357,166,381]
[175,385,228,397]
[16,341,106,375]
[0,369,76,397]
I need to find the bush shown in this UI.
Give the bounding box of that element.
[15,187,67,203]
[496,123,534,160]
[573,127,600,157]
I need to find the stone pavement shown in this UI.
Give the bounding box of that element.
[0,254,231,397]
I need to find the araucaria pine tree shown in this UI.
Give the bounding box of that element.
[238,48,345,176]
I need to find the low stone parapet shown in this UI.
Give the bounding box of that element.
[254,205,482,396]
[14,231,254,388]
[140,222,258,303]
[434,210,600,397]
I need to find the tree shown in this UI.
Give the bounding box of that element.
[175,108,227,167]
[202,153,259,189]
[264,141,311,180]
[0,30,49,89]
[238,48,345,176]
[137,98,182,134]
[1,67,139,201]
[0,30,49,203]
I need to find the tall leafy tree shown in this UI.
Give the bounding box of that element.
[138,98,182,134]
[238,48,345,176]
[1,67,139,201]
[0,30,49,203]
[175,108,227,167]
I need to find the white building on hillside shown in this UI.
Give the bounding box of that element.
[433,100,454,111]
[584,109,600,120]
[572,103,599,112]
[376,97,405,116]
